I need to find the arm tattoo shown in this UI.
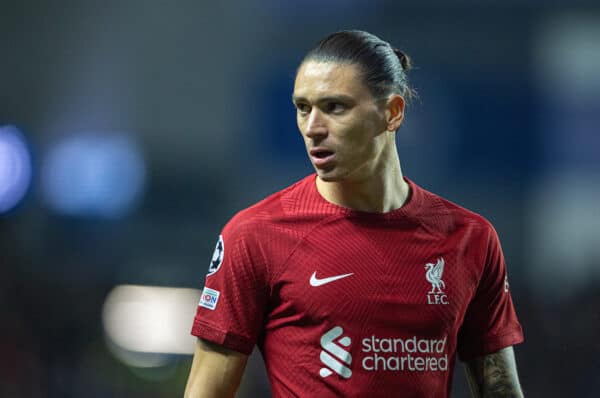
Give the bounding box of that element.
[464,347,524,398]
[482,350,522,397]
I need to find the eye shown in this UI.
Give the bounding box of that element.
[325,102,346,114]
[295,103,311,116]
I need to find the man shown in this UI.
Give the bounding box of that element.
[185,30,524,397]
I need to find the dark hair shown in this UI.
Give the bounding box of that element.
[301,30,416,103]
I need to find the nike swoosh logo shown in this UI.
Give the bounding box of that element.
[310,272,354,287]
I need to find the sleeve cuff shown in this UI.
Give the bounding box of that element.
[191,319,255,355]
[458,325,524,361]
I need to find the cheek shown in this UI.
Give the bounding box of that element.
[361,116,384,135]
[345,119,378,145]
[343,121,383,158]
[337,131,371,162]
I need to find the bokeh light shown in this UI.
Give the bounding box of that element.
[41,133,146,218]
[102,285,201,367]
[0,125,32,214]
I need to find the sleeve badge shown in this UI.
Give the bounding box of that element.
[207,235,224,276]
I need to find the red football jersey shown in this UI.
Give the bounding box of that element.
[191,175,523,397]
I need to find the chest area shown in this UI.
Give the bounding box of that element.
[270,220,481,332]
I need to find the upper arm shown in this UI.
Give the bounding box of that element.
[184,338,249,398]
[463,346,524,398]
[457,223,524,361]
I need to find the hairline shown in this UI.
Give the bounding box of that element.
[297,57,399,102]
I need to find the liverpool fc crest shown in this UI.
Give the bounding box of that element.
[425,258,448,305]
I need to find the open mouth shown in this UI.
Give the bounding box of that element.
[309,149,335,168]
[313,150,334,159]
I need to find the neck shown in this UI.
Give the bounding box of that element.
[316,144,410,213]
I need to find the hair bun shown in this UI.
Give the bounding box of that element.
[393,48,412,71]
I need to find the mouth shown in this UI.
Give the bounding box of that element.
[309,148,335,168]
[310,148,334,159]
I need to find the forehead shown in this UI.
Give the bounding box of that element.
[293,61,371,101]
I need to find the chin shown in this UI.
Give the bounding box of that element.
[315,168,348,182]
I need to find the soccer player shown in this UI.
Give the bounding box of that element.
[185,30,524,398]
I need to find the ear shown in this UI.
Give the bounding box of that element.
[385,94,405,132]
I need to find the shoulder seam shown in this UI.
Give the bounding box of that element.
[268,214,346,289]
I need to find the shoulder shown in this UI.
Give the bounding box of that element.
[216,176,316,276]
[413,180,497,239]
[222,175,313,238]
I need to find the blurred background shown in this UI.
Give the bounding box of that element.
[1,0,599,396]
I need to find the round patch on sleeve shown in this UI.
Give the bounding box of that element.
[207,235,224,275]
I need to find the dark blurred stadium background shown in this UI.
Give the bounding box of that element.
[1,1,599,397]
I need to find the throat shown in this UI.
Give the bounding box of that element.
[316,174,410,213]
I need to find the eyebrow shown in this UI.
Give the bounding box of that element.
[292,94,355,104]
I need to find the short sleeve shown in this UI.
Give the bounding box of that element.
[457,224,524,361]
[190,217,268,355]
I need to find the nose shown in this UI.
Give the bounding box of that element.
[304,108,327,139]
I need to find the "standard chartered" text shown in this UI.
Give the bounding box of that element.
[361,335,448,372]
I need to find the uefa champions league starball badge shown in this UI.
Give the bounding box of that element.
[208,235,224,275]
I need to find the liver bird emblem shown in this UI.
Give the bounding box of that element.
[425,258,445,294]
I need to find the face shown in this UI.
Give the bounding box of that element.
[293,61,393,183]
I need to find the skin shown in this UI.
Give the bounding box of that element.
[184,60,524,397]
[465,347,524,397]
[184,339,248,398]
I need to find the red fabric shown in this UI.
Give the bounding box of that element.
[191,174,523,397]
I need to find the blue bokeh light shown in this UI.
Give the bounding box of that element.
[0,126,32,214]
[42,133,146,218]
